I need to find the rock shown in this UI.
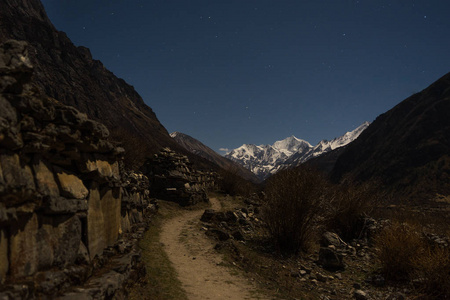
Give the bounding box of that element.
[87,184,122,259]
[32,158,59,197]
[316,272,328,282]
[318,247,345,270]
[205,229,230,241]
[354,289,368,300]
[200,209,216,222]
[367,274,385,287]
[77,241,90,265]
[385,292,405,300]
[0,229,8,283]
[320,232,343,248]
[353,283,361,289]
[56,170,88,199]
[231,229,245,241]
[43,198,88,214]
[0,40,33,94]
[0,97,17,125]
[0,153,36,203]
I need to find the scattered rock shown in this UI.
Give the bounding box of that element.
[318,247,345,270]
[354,289,368,300]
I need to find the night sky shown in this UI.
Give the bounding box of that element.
[41,0,450,154]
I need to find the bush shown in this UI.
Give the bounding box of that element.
[375,221,450,298]
[262,167,330,254]
[374,222,425,280]
[218,166,257,197]
[326,183,377,240]
[413,245,450,298]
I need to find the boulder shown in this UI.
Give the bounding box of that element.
[320,232,344,248]
[318,247,345,270]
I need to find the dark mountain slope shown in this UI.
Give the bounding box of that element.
[331,72,450,200]
[0,0,193,168]
[170,132,260,182]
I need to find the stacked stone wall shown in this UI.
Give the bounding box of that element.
[142,148,218,206]
[0,40,154,298]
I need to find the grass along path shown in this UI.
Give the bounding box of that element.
[129,202,188,300]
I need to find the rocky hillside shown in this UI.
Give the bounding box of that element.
[331,72,450,201]
[170,132,259,182]
[0,0,196,169]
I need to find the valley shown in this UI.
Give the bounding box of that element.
[0,1,449,300]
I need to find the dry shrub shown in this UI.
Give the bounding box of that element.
[375,222,426,280]
[262,167,329,254]
[218,166,257,197]
[326,183,377,240]
[413,246,450,299]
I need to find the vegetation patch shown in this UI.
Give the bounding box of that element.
[129,202,188,300]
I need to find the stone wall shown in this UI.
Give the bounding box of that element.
[0,40,154,298]
[142,148,217,206]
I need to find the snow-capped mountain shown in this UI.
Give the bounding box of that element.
[225,122,370,180]
[225,136,313,180]
[287,121,370,165]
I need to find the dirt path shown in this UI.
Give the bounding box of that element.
[160,198,269,300]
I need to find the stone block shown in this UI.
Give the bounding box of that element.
[87,185,105,259]
[79,156,120,181]
[0,229,8,283]
[120,212,131,234]
[87,184,121,259]
[0,157,4,186]
[10,214,39,277]
[32,159,59,197]
[45,216,82,266]
[9,213,82,278]
[56,170,88,199]
[0,153,35,193]
[43,197,88,214]
[102,188,121,247]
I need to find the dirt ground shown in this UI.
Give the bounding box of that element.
[160,198,270,300]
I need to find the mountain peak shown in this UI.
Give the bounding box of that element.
[225,122,369,180]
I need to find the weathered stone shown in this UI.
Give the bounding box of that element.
[9,212,85,279]
[9,214,39,277]
[120,212,131,234]
[77,241,90,265]
[50,216,82,266]
[87,184,121,259]
[0,153,35,195]
[200,209,216,222]
[81,119,109,138]
[0,229,8,283]
[320,232,343,248]
[354,289,368,300]
[205,228,230,241]
[318,247,345,270]
[0,40,33,94]
[32,159,59,197]
[56,171,88,199]
[0,96,17,124]
[81,157,120,180]
[43,198,88,214]
[0,157,4,188]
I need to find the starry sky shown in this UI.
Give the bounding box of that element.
[41,0,450,154]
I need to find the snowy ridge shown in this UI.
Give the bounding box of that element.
[225,122,370,180]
